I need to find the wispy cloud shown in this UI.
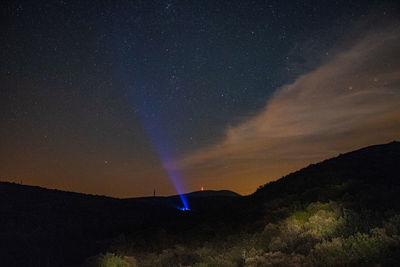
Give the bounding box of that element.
[176,26,400,194]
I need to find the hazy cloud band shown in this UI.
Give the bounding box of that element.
[176,27,400,194]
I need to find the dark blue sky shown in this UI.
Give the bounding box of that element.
[1,0,398,196]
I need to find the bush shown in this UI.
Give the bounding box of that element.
[90,253,136,267]
[246,251,305,267]
[304,209,344,239]
[310,227,399,266]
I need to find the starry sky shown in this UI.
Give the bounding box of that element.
[1,0,400,197]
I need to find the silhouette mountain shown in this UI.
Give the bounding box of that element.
[215,141,400,228]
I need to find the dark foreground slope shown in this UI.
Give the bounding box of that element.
[0,182,239,266]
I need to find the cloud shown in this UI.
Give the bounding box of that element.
[176,26,400,194]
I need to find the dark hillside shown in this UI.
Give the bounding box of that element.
[252,141,400,218]
[219,141,400,228]
[0,182,239,266]
[133,190,240,212]
[256,141,400,197]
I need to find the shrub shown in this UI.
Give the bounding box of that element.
[246,251,305,267]
[310,227,399,266]
[304,209,344,239]
[384,214,400,236]
[91,253,135,267]
[257,223,279,249]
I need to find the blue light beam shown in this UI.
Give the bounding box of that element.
[105,23,190,210]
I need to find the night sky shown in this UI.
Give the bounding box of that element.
[1,0,400,197]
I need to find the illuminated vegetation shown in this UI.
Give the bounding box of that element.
[91,253,136,267]
[89,202,400,266]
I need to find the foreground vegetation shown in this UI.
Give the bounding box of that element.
[89,201,400,266]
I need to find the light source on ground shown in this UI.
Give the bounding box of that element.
[177,206,191,211]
